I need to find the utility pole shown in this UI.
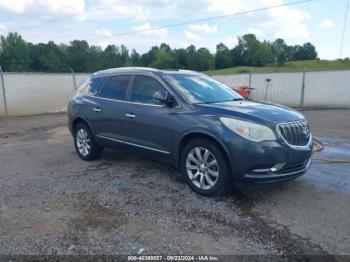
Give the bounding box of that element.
[264,78,271,101]
[70,68,77,91]
[340,0,350,58]
[248,71,252,89]
[0,66,8,117]
[300,67,306,108]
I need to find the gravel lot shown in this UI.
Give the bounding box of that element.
[0,110,349,257]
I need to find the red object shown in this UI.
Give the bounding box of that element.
[235,85,251,99]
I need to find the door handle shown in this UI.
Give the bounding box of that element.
[92,107,101,112]
[125,113,136,118]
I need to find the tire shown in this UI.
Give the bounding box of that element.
[74,123,103,161]
[180,138,233,196]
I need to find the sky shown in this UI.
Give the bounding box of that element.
[0,0,348,59]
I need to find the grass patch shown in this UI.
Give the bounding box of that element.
[205,60,350,75]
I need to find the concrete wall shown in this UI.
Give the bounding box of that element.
[1,70,349,117]
[213,70,350,108]
[0,73,90,116]
[303,70,350,108]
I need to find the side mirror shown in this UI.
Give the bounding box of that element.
[153,89,175,106]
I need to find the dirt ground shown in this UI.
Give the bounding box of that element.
[0,110,349,257]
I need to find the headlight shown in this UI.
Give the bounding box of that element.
[220,117,276,142]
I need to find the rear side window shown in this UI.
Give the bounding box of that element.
[90,77,106,95]
[100,75,131,101]
[78,77,106,96]
[131,75,166,105]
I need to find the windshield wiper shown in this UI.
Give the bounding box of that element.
[231,98,245,101]
[211,98,245,102]
[195,98,244,104]
[195,101,218,104]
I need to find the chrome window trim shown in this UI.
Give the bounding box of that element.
[80,93,167,107]
[276,120,312,150]
[97,135,170,154]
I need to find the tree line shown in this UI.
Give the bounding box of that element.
[0,32,318,73]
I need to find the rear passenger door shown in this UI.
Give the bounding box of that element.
[75,76,107,129]
[124,74,180,154]
[91,74,133,143]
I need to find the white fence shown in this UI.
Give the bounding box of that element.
[0,72,90,116]
[213,70,350,108]
[0,70,349,117]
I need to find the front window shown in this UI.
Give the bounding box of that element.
[163,74,242,104]
[131,75,166,105]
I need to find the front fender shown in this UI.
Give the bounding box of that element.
[175,128,234,172]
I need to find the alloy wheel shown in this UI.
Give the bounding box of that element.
[76,128,91,157]
[185,147,219,190]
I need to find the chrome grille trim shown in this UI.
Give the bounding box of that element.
[276,120,312,149]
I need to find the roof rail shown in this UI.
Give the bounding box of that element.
[177,69,203,74]
[93,67,161,76]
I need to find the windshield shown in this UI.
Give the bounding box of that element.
[163,74,243,104]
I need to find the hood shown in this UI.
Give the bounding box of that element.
[195,100,304,126]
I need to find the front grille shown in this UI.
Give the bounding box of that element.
[277,120,311,146]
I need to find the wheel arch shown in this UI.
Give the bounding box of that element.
[176,131,233,175]
[72,116,92,133]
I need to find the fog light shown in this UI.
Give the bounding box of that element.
[252,163,285,173]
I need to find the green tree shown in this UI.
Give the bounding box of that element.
[229,43,243,67]
[186,45,198,70]
[139,46,159,67]
[120,44,131,66]
[271,38,288,65]
[293,42,318,60]
[159,43,172,54]
[130,49,141,66]
[239,34,272,66]
[173,48,188,69]
[150,50,178,69]
[148,43,178,69]
[196,47,214,71]
[104,45,125,68]
[29,41,67,72]
[67,40,89,72]
[0,32,30,71]
[0,31,320,72]
[214,43,230,69]
[87,45,105,72]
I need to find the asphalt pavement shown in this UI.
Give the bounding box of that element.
[0,110,349,256]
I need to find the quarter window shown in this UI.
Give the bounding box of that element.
[100,75,131,101]
[89,77,106,95]
[78,77,106,96]
[131,75,166,105]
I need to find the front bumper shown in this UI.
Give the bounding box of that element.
[223,133,313,187]
[236,158,311,188]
